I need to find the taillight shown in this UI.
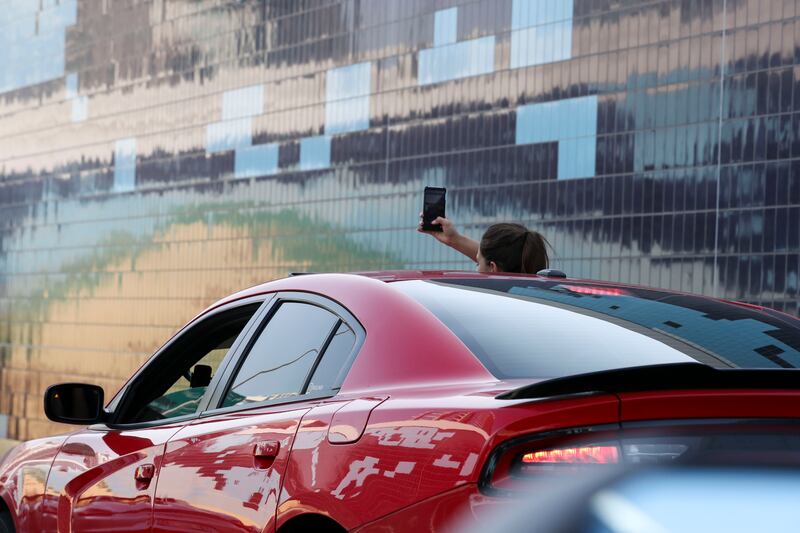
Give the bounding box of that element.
[515,444,621,477]
[521,445,620,466]
[480,423,800,496]
[516,440,689,476]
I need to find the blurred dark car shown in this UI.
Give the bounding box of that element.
[455,462,800,533]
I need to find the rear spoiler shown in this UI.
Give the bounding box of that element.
[497,363,800,400]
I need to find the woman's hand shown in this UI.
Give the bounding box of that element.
[417,212,479,262]
[417,212,460,246]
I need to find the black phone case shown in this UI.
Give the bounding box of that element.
[422,187,446,232]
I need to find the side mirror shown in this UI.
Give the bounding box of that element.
[190,364,212,388]
[44,383,105,425]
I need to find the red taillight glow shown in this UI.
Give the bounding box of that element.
[522,445,620,464]
[558,285,629,297]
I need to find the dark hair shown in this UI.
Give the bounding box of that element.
[479,223,550,274]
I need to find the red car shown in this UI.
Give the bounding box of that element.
[0,271,798,533]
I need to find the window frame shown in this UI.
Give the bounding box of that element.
[201,291,365,417]
[94,294,275,431]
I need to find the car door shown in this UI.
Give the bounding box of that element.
[41,298,268,532]
[152,293,363,533]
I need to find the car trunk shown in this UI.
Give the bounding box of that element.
[619,389,800,421]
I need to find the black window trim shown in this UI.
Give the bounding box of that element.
[90,294,275,431]
[301,317,342,394]
[201,291,365,418]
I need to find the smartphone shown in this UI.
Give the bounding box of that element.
[422,186,446,232]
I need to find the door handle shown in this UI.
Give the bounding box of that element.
[253,440,280,460]
[134,463,155,482]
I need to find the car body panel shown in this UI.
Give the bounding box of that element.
[350,484,483,533]
[42,424,184,532]
[275,400,361,529]
[0,435,67,532]
[277,393,621,531]
[152,403,309,533]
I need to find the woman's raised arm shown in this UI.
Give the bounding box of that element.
[417,214,479,263]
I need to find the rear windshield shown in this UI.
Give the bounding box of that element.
[393,279,800,380]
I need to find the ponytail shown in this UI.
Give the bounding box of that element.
[520,230,550,274]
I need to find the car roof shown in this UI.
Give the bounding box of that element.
[186,270,796,393]
[204,270,545,310]
[198,271,496,392]
[206,269,786,318]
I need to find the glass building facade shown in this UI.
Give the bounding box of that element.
[0,0,799,440]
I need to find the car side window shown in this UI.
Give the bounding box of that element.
[137,334,235,421]
[222,302,339,408]
[306,322,357,393]
[117,303,262,424]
